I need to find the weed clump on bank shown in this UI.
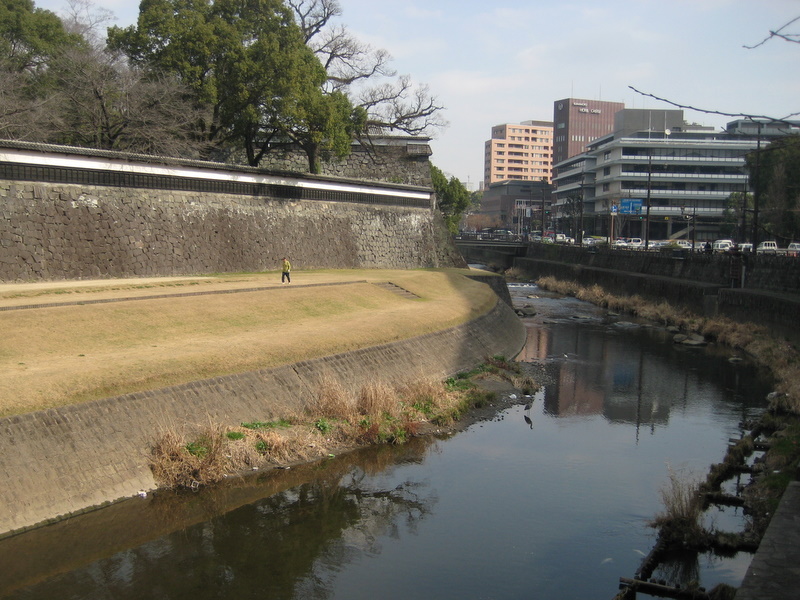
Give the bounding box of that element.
[650,466,705,546]
[150,358,532,490]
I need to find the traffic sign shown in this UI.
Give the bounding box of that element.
[620,199,643,214]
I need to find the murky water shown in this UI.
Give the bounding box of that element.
[0,284,772,599]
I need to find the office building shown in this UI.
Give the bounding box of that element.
[483,120,553,187]
[552,98,625,165]
[479,179,553,234]
[551,109,798,243]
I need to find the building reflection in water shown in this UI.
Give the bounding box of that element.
[518,318,760,441]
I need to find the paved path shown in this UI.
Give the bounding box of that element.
[736,481,800,599]
[0,280,369,311]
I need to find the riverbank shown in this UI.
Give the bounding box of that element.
[522,273,800,599]
[0,269,500,417]
[0,269,527,537]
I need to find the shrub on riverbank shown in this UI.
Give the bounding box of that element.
[650,466,704,545]
[149,362,527,490]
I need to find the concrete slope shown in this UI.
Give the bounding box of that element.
[0,296,524,537]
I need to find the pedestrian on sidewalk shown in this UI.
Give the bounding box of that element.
[281,257,291,284]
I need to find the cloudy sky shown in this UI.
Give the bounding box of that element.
[35,0,800,189]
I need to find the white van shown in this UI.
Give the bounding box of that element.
[712,239,733,253]
[756,241,779,255]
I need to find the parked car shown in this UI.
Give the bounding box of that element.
[756,241,779,255]
[739,243,753,253]
[649,240,668,251]
[626,237,644,249]
[712,239,733,253]
[613,238,628,248]
[787,242,800,257]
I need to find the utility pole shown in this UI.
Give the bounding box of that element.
[645,149,652,249]
[752,121,762,248]
[578,173,585,246]
[540,179,546,236]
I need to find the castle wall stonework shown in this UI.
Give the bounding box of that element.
[0,180,464,281]
[259,143,435,187]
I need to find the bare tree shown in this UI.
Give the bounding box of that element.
[359,75,445,135]
[0,70,58,141]
[50,45,205,157]
[60,0,116,48]
[628,15,800,124]
[744,15,800,48]
[287,0,394,90]
[287,0,446,136]
[627,85,800,123]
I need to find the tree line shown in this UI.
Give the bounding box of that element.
[0,0,474,231]
[0,0,444,171]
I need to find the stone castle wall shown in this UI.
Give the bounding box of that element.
[0,138,461,282]
[0,181,464,282]
[259,142,435,187]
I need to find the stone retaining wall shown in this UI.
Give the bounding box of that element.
[514,255,800,343]
[0,297,525,538]
[525,244,800,294]
[0,181,464,281]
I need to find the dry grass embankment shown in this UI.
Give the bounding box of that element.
[0,269,498,417]
[150,357,538,490]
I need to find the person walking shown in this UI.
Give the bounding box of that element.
[281,257,291,284]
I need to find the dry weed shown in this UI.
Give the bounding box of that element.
[357,382,401,420]
[510,374,538,394]
[308,377,356,421]
[651,466,704,542]
[150,423,233,490]
[253,430,295,463]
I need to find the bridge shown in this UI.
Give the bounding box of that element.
[454,237,528,270]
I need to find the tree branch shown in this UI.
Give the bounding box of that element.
[743,15,800,49]
[627,86,800,125]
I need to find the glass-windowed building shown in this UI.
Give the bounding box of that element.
[552,109,798,244]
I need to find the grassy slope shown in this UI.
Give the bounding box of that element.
[0,269,497,417]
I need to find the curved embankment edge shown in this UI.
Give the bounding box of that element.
[0,295,525,538]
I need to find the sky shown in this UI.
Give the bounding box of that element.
[34,0,800,190]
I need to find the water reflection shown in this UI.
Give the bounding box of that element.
[0,285,773,600]
[515,290,766,440]
[1,440,440,599]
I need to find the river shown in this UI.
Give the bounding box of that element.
[0,283,772,599]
